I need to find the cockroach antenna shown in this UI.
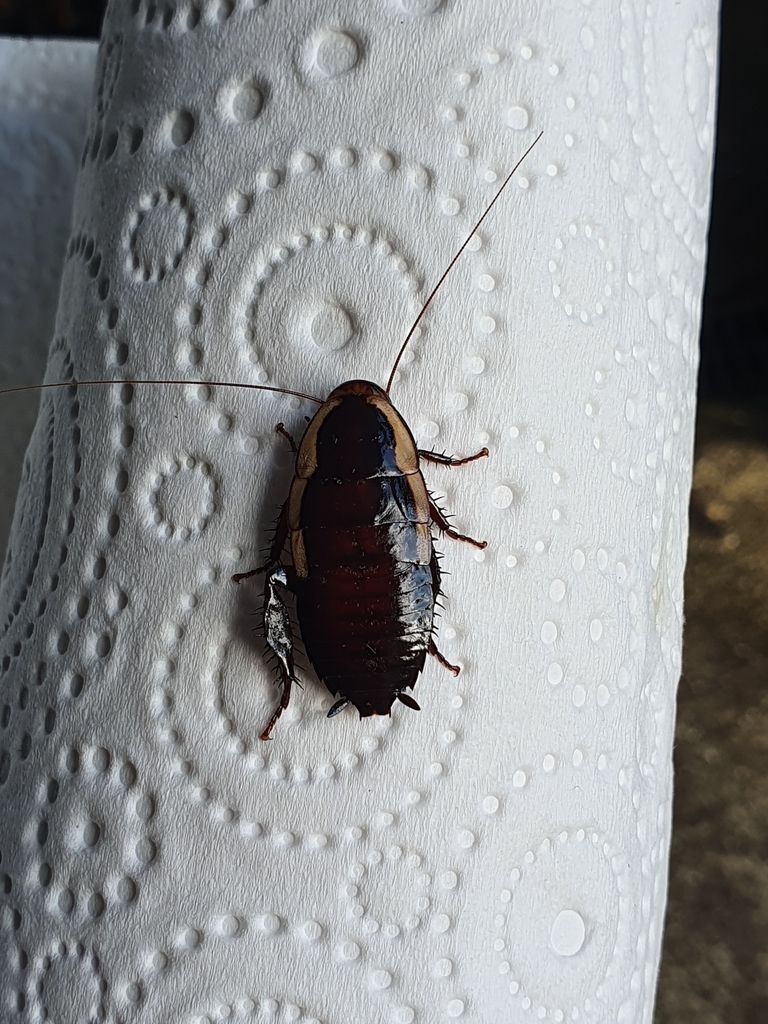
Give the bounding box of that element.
[385,129,543,395]
[0,378,323,405]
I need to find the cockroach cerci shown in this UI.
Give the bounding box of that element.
[2,133,542,741]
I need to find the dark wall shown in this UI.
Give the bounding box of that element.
[0,0,107,36]
[697,0,768,399]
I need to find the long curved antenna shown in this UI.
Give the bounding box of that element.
[385,130,543,395]
[0,378,324,405]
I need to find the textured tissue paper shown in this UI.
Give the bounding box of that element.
[0,2,717,1022]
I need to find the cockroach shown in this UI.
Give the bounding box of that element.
[232,379,490,739]
[2,133,542,741]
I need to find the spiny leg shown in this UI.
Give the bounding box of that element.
[275,422,298,454]
[419,446,489,467]
[259,566,299,740]
[428,539,461,678]
[428,637,460,676]
[428,497,487,550]
[232,499,290,584]
[429,548,442,599]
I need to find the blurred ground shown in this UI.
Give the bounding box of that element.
[656,403,768,1023]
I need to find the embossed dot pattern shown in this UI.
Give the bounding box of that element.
[145,454,218,540]
[0,1,715,1022]
[126,188,194,283]
[227,80,264,123]
[308,29,360,80]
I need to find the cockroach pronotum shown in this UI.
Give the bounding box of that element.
[1,133,542,740]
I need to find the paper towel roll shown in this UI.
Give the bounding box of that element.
[0,1,717,1021]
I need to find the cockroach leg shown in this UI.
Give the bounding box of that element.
[418,446,489,467]
[260,565,299,740]
[327,698,349,718]
[232,500,290,585]
[260,689,290,742]
[232,567,262,585]
[267,498,290,559]
[428,637,461,676]
[428,498,487,550]
[429,551,442,590]
[275,422,298,454]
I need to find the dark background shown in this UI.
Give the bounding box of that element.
[1,0,767,1020]
[0,0,105,37]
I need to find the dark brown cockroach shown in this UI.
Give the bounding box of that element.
[2,133,542,741]
[232,379,489,739]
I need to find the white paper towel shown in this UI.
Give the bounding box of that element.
[0,2,717,1022]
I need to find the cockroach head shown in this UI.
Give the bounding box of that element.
[327,380,388,401]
